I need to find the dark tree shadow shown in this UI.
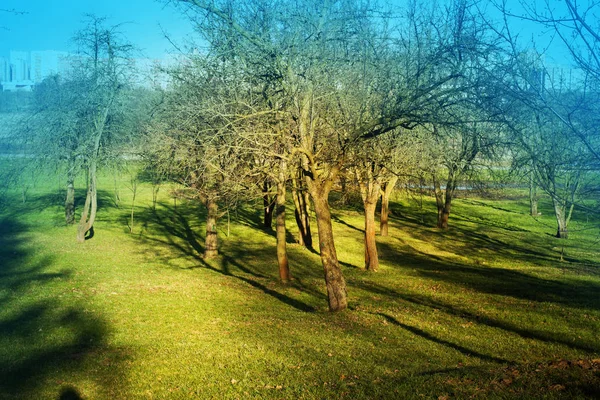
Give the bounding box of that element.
[353,275,600,354]
[135,202,318,312]
[59,386,83,400]
[378,313,507,363]
[0,214,129,398]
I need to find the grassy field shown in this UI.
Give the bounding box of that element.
[0,170,599,399]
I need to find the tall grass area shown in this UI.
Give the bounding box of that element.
[1,167,599,399]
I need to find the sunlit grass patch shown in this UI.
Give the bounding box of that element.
[0,176,599,398]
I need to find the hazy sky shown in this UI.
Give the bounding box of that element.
[0,0,195,59]
[0,0,572,65]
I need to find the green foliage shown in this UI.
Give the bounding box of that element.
[0,171,599,398]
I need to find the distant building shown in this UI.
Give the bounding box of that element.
[30,50,71,83]
[0,57,9,82]
[0,51,34,91]
[1,49,179,91]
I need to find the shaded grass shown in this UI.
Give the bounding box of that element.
[0,172,599,399]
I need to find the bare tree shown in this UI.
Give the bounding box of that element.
[168,0,500,311]
[491,1,600,164]
[147,54,259,259]
[72,16,134,242]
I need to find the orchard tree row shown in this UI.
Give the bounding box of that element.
[7,1,600,312]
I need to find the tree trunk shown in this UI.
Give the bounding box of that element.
[76,100,111,242]
[364,202,379,271]
[307,180,347,312]
[552,196,571,239]
[338,173,349,205]
[77,160,98,242]
[129,178,137,234]
[357,168,381,271]
[379,176,398,236]
[204,197,219,258]
[65,171,75,225]
[276,160,290,282]
[152,184,160,211]
[292,174,312,249]
[433,175,445,228]
[439,189,453,230]
[529,176,539,216]
[554,208,568,239]
[262,181,275,230]
[113,169,121,208]
[435,173,455,230]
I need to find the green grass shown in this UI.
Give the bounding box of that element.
[0,172,599,399]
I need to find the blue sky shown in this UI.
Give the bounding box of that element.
[0,0,572,65]
[0,0,195,59]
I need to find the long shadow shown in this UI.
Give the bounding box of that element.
[218,254,316,312]
[233,207,302,245]
[136,202,317,312]
[0,213,128,398]
[378,313,507,364]
[353,277,600,354]
[332,214,364,233]
[379,240,600,312]
[385,199,582,268]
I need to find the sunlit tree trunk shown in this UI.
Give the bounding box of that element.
[357,167,381,271]
[364,201,379,270]
[276,159,290,282]
[434,170,456,230]
[433,174,445,228]
[379,176,398,236]
[204,196,219,258]
[529,168,540,216]
[262,180,275,230]
[553,200,569,239]
[292,172,312,249]
[77,108,107,242]
[65,165,75,225]
[76,159,98,242]
[306,175,347,312]
[530,180,539,216]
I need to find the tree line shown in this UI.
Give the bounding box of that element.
[4,1,599,312]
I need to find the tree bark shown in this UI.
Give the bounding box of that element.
[276,160,290,282]
[433,175,445,228]
[292,174,312,248]
[435,172,455,230]
[204,196,219,258]
[76,160,98,242]
[438,189,454,230]
[529,174,539,216]
[262,181,275,230]
[338,173,349,205]
[65,170,75,225]
[379,176,397,236]
[553,201,568,239]
[75,96,112,242]
[357,168,381,271]
[364,201,379,271]
[306,178,347,312]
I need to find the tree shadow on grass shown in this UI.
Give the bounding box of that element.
[377,235,600,312]
[332,214,364,233]
[377,313,507,364]
[385,200,583,269]
[352,265,600,354]
[136,202,319,312]
[0,215,129,398]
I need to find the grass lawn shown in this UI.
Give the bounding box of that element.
[0,173,599,399]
